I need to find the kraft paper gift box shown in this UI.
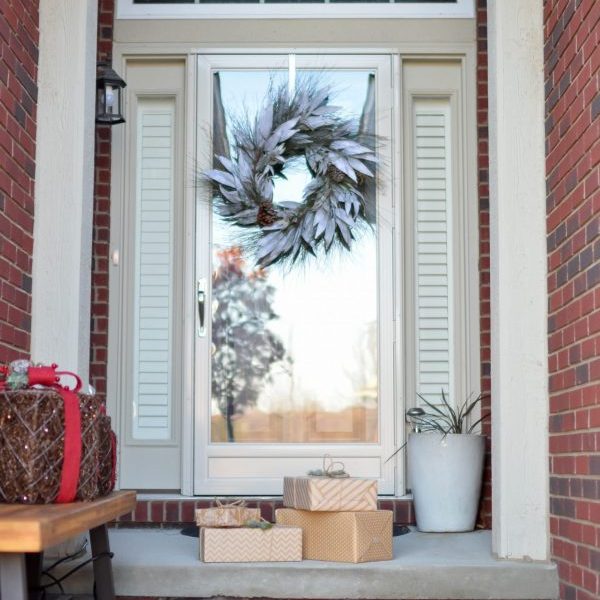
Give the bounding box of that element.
[282,475,377,511]
[195,500,260,528]
[276,508,393,563]
[199,525,303,562]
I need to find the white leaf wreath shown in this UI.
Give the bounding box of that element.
[205,79,378,268]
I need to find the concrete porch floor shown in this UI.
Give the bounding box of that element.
[53,528,558,599]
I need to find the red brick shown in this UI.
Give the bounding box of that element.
[134,500,148,522]
[0,0,38,361]
[259,501,274,523]
[181,501,196,523]
[165,501,180,523]
[150,501,164,523]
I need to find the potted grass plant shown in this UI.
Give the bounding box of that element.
[404,391,488,532]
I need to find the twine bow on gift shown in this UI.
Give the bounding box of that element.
[307,454,350,478]
[197,498,261,528]
[213,500,273,529]
[214,498,246,508]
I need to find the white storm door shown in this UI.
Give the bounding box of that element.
[194,53,397,495]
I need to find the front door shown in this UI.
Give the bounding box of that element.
[194,53,397,495]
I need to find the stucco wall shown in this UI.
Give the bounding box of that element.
[545,1,600,598]
[0,0,39,363]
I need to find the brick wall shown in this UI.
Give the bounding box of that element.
[0,1,39,363]
[90,0,115,397]
[477,0,492,528]
[545,1,600,599]
[113,497,415,529]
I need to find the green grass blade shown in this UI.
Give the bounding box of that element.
[463,393,483,419]
[441,389,460,432]
[467,412,490,433]
[416,393,455,428]
[383,440,407,463]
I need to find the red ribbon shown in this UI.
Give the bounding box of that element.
[27,365,83,504]
[54,387,82,503]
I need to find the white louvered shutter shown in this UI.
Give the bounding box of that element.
[132,99,175,440]
[414,101,453,406]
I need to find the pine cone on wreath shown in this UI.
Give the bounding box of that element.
[326,164,347,183]
[257,202,279,227]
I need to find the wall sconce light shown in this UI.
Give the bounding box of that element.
[96,62,126,125]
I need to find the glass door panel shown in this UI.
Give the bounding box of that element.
[211,69,378,445]
[195,54,396,495]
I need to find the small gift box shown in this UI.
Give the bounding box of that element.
[276,508,393,563]
[195,499,260,528]
[283,476,377,512]
[199,525,303,562]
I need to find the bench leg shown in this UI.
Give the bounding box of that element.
[25,552,43,600]
[90,524,115,600]
[0,553,27,600]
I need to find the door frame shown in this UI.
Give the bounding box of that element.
[193,52,400,496]
[107,42,479,497]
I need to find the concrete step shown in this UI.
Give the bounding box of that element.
[50,528,558,600]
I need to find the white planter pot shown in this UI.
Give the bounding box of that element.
[408,432,485,532]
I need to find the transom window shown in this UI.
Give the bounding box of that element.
[118,0,473,19]
[133,0,458,3]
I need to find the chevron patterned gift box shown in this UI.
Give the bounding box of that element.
[283,475,377,511]
[276,508,393,563]
[199,525,303,562]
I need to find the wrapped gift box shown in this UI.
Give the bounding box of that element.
[276,508,393,563]
[283,476,377,511]
[195,502,260,528]
[0,390,116,503]
[199,525,302,562]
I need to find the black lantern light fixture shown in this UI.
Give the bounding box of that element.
[96,62,126,125]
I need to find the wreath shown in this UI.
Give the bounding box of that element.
[205,79,378,268]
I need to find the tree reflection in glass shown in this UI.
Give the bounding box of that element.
[211,247,289,442]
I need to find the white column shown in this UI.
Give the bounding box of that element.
[31,0,99,386]
[488,1,549,560]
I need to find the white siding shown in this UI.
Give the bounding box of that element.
[414,103,453,406]
[133,99,175,440]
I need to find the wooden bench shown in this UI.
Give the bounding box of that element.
[0,491,136,600]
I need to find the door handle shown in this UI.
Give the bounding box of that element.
[197,278,207,337]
